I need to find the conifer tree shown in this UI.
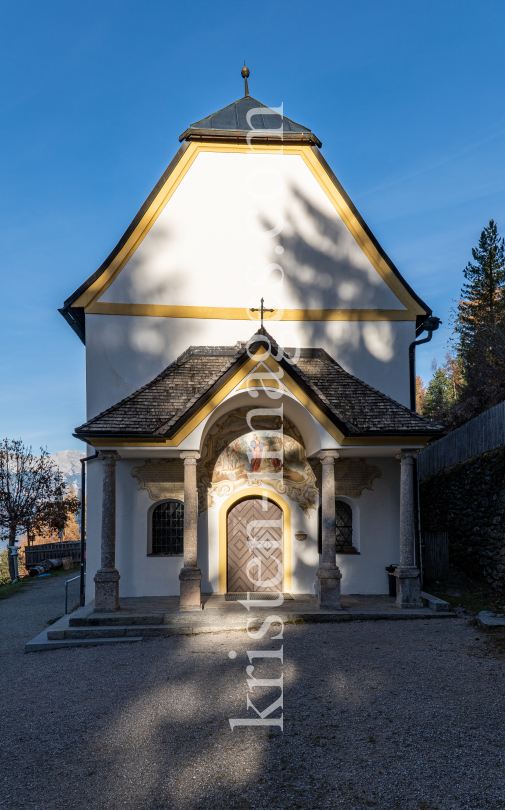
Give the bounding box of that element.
[455,219,505,373]
[424,362,452,422]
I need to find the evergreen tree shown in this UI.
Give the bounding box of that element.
[441,350,464,402]
[424,361,453,422]
[449,220,505,422]
[455,219,505,372]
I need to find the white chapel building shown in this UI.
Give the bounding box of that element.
[60,69,443,612]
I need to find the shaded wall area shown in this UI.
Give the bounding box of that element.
[420,447,505,590]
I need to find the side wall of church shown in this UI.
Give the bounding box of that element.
[84,455,400,601]
[85,313,414,418]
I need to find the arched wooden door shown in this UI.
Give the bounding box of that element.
[227,497,283,592]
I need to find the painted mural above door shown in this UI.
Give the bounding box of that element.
[198,409,318,516]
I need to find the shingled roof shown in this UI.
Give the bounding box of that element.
[179,95,322,147]
[74,331,444,441]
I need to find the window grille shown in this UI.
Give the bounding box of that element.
[335,500,352,549]
[151,501,184,555]
[318,499,353,553]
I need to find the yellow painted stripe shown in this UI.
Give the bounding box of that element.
[85,301,415,322]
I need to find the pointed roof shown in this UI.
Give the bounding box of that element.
[179,95,322,147]
[74,329,444,443]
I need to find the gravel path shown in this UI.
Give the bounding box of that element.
[1,581,504,810]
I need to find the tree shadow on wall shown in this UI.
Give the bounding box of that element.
[258,183,404,380]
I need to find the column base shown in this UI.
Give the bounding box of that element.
[394,566,422,608]
[317,565,342,609]
[179,566,202,610]
[94,569,120,612]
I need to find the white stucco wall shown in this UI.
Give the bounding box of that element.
[84,148,415,419]
[101,151,405,312]
[84,454,400,603]
[85,314,414,418]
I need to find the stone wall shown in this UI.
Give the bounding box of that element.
[419,447,505,590]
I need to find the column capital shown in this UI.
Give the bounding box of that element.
[98,450,121,463]
[318,450,339,465]
[395,449,419,463]
[180,451,201,464]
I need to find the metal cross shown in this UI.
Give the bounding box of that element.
[250,297,274,328]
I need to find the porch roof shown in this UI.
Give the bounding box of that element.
[74,330,444,442]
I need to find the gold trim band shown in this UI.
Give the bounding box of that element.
[85,302,415,322]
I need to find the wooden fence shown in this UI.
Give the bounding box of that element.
[422,532,449,581]
[418,400,505,479]
[24,541,81,567]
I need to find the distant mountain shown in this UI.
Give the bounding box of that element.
[49,450,85,491]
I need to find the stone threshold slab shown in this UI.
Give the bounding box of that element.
[28,607,457,651]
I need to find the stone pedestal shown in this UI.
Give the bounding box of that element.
[394,450,422,608]
[94,451,120,612]
[179,451,203,610]
[317,450,342,609]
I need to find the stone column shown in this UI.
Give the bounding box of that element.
[394,450,422,608]
[94,451,120,612]
[317,450,342,609]
[179,451,202,610]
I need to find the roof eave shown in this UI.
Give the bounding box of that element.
[59,306,85,344]
[179,129,322,148]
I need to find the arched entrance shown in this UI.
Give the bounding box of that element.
[227,497,283,592]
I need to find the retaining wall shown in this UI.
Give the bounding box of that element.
[419,448,505,590]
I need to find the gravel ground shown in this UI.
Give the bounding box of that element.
[1,580,505,810]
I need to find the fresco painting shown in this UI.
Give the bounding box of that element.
[197,409,318,515]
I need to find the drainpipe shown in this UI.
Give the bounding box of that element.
[408,315,441,579]
[79,451,99,606]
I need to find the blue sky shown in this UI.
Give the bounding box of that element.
[1,0,504,453]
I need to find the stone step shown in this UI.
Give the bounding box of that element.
[25,636,143,652]
[59,625,195,640]
[69,614,166,627]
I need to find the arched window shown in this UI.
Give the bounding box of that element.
[335,500,353,550]
[150,500,184,556]
[318,499,354,553]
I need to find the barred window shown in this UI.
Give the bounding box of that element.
[318,500,353,553]
[335,500,352,549]
[151,501,184,555]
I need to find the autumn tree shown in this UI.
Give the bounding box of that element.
[0,439,78,581]
[416,375,427,415]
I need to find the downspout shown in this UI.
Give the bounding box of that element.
[408,316,442,579]
[79,451,99,607]
[409,316,442,412]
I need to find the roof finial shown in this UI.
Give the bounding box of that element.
[241,62,250,98]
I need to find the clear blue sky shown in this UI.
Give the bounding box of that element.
[1,1,504,453]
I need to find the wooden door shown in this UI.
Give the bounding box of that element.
[227,498,283,592]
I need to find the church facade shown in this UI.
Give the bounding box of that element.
[61,72,443,611]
